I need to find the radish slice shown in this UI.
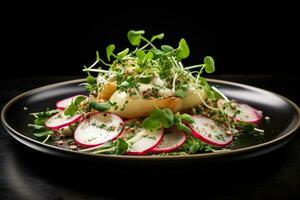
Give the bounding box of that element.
[235,104,263,124]
[120,120,163,155]
[189,115,233,147]
[45,111,82,130]
[56,95,88,110]
[74,112,124,147]
[153,127,186,153]
[217,99,263,124]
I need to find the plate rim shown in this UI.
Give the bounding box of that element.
[1,78,300,160]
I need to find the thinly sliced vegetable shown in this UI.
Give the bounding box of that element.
[189,115,233,147]
[153,127,186,153]
[217,99,263,124]
[56,95,88,110]
[74,112,124,147]
[120,120,163,155]
[45,111,82,130]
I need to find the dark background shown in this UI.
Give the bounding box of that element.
[1,3,300,200]
[1,3,298,77]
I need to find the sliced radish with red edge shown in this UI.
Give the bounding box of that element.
[217,99,263,124]
[120,120,163,155]
[56,95,88,110]
[74,112,124,147]
[189,115,233,147]
[153,127,186,153]
[45,111,82,130]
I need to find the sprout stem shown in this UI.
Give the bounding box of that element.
[83,68,111,73]
[80,144,104,152]
[195,66,205,85]
[92,147,114,154]
[254,128,265,133]
[141,36,157,49]
[126,130,145,144]
[88,59,99,69]
[212,86,229,102]
[185,64,205,70]
[42,134,51,143]
[197,92,219,111]
[172,73,178,93]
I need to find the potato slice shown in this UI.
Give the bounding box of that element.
[181,87,207,110]
[97,81,117,100]
[109,91,183,119]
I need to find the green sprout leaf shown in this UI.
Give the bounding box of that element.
[176,123,191,134]
[136,50,145,64]
[142,117,161,131]
[158,108,174,128]
[86,75,96,84]
[180,135,215,154]
[143,108,174,130]
[144,51,154,62]
[106,44,115,61]
[92,138,128,155]
[64,103,77,116]
[174,112,193,134]
[136,50,153,65]
[99,140,114,149]
[74,96,86,105]
[33,130,54,138]
[85,72,96,92]
[151,33,164,42]
[177,38,190,60]
[151,48,163,55]
[117,48,129,58]
[181,113,194,124]
[127,30,145,46]
[161,45,174,52]
[64,96,86,116]
[204,56,215,73]
[139,75,152,84]
[30,109,59,126]
[175,89,184,98]
[236,122,255,132]
[112,138,128,154]
[151,108,174,128]
[28,124,54,138]
[89,101,111,112]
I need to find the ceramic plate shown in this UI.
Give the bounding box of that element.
[2,79,299,165]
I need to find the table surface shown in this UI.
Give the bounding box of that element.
[1,75,300,200]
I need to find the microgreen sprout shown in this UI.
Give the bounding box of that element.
[64,95,87,116]
[142,108,194,134]
[91,138,128,155]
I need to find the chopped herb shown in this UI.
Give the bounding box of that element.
[30,109,59,126]
[180,135,218,154]
[120,100,129,111]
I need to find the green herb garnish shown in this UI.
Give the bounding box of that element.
[142,108,194,134]
[92,138,128,155]
[64,95,86,116]
[30,109,59,126]
[89,101,111,112]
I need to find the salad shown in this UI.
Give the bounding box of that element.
[28,30,265,156]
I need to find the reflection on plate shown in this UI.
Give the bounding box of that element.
[1,79,300,164]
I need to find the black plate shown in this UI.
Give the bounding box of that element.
[1,79,300,165]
